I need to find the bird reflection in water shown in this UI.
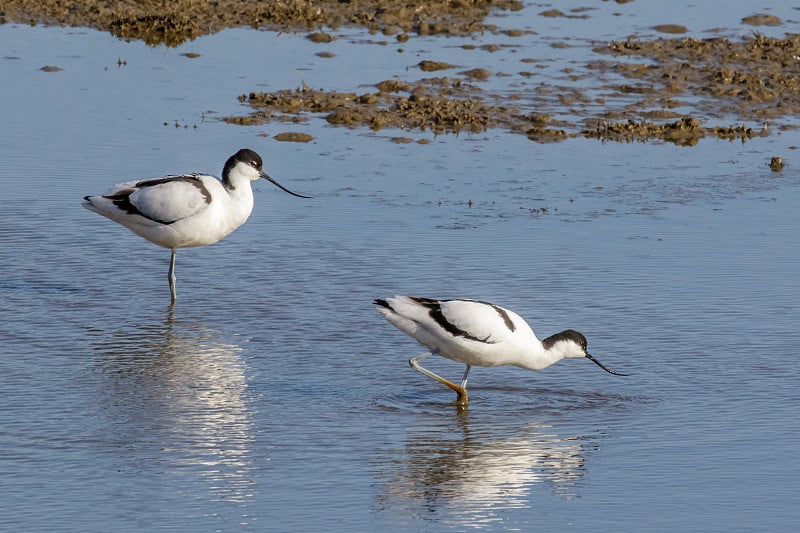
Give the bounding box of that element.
[377,411,587,528]
[89,309,255,503]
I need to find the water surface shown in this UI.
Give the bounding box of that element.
[1,2,799,531]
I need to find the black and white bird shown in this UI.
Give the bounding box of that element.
[83,148,309,302]
[375,296,626,406]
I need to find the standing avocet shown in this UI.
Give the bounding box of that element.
[83,148,309,303]
[374,296,626,406]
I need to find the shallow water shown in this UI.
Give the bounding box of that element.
[2,1,800,531]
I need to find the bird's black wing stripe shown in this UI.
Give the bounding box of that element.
[482,301,516,333]
[103,189,159,221]
[408,296,507,343]
[409,296,439,306]
[426,300,498,344]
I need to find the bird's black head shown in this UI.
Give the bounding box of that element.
[543,329,627,376]
[222,147,311,198]
[541,329,588,352]
[224,148,262,177]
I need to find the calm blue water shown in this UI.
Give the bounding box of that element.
[1,1,799,531]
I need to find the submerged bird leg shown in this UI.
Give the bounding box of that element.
[168,249,177,303]
[409,352,469,407]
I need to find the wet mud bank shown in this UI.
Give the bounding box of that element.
[1,0,522,46]
[226,32,799,145]
[592,34,800,135]
[4,1,798,145]
[225,81,570,142]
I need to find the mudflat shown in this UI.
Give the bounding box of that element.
[4,1,797,144]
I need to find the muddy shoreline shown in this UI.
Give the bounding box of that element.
[227,31,799,145]
[3,1,798,144]
[1,0,523,46]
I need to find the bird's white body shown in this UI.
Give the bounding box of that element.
[82,148,308,302]
[375,296,625,405]
[376,296,582,370]
[83,166,257,250]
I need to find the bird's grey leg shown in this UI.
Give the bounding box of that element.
[409,352,469,407]
[168,249,177,303]
[460,365,472,389]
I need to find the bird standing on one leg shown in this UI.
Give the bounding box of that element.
[374,296,626,407]
[83,148,309,303]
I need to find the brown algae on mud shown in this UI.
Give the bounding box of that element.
[228,32,798,145]
[227,27,800,144]
[584,117,756,146]
[598,34,800,124]
[8,0,799,145]
[229,82,504,135]
[2,0,524,46]
[273,132,315,143]
[227,78,575,140]
[418,61,457,72]
[741,14,782,27]
[652,24,687,35]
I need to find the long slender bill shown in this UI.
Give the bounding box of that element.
[586,353,628,376]
[262,172,312,198]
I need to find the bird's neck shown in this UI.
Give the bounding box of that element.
[223,174,253,192]
[223,176,255,202]
[219,178,255,228]
[517,343,567,371]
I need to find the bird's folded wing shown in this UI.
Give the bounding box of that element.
[437,299,518,343]
[127,175,212,224]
